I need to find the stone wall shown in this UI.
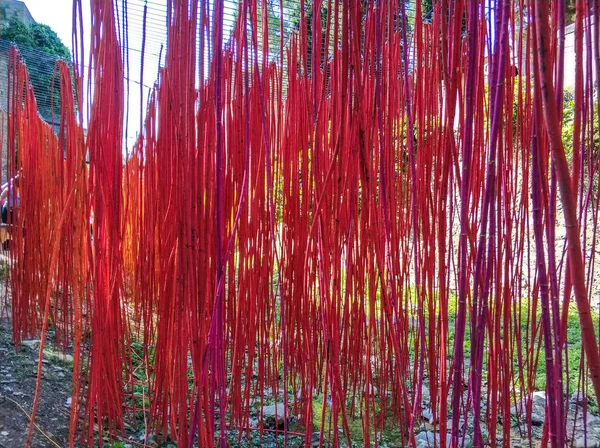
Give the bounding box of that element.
[0,0,34,27]
[0,0,35,180]
[0,44,9,180]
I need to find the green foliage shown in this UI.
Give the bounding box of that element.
[565,0,576,25]
[533,304,598,406]
[231,0,287,63]
[0,18,71,122]
[561,90,600,159]
[29,23,71,60]
[285,0,424,76]
[230,0,433,79]
[108,443,127,448]
[1,18,70,60]
[562,92,576,156]
[0,260,9,278]
[0,17,32,46]
[311,397,403,446]
[443,292,594,399]
[421,0,434,23]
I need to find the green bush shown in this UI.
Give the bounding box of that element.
[0,17,71,122]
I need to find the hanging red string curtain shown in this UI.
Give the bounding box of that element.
[5,0,600,447]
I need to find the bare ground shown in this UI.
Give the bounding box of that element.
[0,316,72,448]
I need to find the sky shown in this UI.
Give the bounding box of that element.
[19,0,522,151]
[25,0,171,151]
[23,0,243,151]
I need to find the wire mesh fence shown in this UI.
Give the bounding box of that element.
[0,0,435,152]
[0,38,71,126]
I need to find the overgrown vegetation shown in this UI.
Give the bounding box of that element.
[0,17,71,121]
[561,90,600,159]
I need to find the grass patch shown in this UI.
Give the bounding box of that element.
[311,398,404,447]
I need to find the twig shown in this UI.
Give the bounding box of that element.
[1,394,62,448]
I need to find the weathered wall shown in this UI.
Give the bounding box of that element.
[0,47,8,180]
[0,0,34,27]
[0,0,35,180]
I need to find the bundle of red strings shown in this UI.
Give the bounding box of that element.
[4,0,600,447]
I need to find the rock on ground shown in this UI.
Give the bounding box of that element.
[261,403,288,429]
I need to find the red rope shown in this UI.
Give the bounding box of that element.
[5,1,600,448]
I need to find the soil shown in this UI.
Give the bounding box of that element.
[0,309,547,448]
[0,301,308,448]
[0,316,73,448]
[0,232,598,448]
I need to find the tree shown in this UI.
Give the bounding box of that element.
[288,0,331,76]
[286,0,432,77]
[230,0,286,63]
[565,0,576,25]
[0,18,71,121]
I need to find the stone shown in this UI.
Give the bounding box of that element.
[480,425,489,440]
[510,391,546,425]
[571,391,589,407]
[572,433,600,448]
[0,431,8,436]
[532,391,546,404]
[65,397,72,408]
[262,403,287,429]
[530,412,544,425]
[21,339,40,349]
[415,431,433,442]
[569,410,600,433]
[139,431,154,442]
[463,434,473,447]
[421,408,434,423]
[447,414,474,434]
[59,353,73,362]
[415,431,452,448]
[310,431,330,447]
[43,349,73,363]
[421,385,431,404]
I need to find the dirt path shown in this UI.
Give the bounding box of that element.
[0,317,72,448]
